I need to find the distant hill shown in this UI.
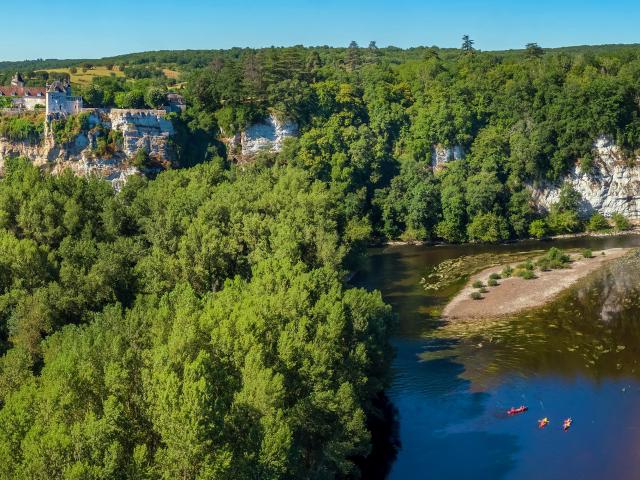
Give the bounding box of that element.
[1,43,639,73]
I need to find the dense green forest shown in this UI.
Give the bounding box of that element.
[174,40,639,242]
[0,157,391,478]
[7,40,637,241]
[1,40,640,478]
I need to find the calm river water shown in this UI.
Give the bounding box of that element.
[355,235,640,480]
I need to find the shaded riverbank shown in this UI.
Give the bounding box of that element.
[373,226,640,248]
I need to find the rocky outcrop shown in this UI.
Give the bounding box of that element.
[50,158,140,192]
[106,109,174,159]
[431,144,464,167]
[226,113,298,157]
[533,136,640,219]
[0,139,51,168]
[0,109,175,188]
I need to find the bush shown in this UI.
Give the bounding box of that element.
[470,291,483,300]
[520,269,536,280]
[0,96,14,108]
[479,287,489,293]
[144,87,166,109]
[472,280,485,289]
[0,114,44,142]
[587,213,610,232]
[517,260,535,271]
[115,90,146,109]
[547,210,581,234]
[50,112,91,144]
[612,212,631,231]
[582,249,593,258]
[489,272,501,280]
[488,278,499,286]
[537,247,571,270]
[132,148,151,168]
[529,219,547,239]
[93,128,123,157]
[466,212,510,243]
[501,265,514,277]
[537,257,551,271]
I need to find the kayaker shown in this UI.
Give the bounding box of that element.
[538,417,549,429]
[507,406,528,415]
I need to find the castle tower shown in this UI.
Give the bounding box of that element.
[11,73,24,88]
[45,80,82,116]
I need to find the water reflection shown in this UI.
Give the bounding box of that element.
[354,235,640,479]
[428,252,640,386]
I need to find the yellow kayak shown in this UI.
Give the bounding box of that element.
[538,417,549,429]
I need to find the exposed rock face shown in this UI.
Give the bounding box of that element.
[0,109,175,188]
[0,139,51,169]
[107,109,174,159]
[226,114,298,157]
[533,136,640,219]
[431,144,464,167]
[50,158,140,192]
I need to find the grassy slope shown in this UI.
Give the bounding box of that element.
[42,67,125,85]
[34,66,179,87]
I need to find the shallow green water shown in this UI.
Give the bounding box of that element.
[355,235,640,480]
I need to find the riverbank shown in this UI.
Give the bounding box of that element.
[442,247,631,321]
[375,227,640,248]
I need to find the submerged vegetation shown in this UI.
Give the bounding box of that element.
[426,250,640,380]
[421,251,545,293]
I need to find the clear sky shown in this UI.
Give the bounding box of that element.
[2,0,639,61]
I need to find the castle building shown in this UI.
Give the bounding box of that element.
[0,73,83,115]
[0,73,46,109]
[45,80,82,116]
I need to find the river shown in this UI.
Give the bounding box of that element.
[354,235,640,480]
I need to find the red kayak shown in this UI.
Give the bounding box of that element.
[507,406,528,416]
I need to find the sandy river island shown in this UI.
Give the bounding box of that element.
[442,248,631,320]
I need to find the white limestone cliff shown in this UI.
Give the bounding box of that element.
[0,109,175,188]
[226,113,298,157]
[532,136,640,219]
[107,109,174,159]
[431,144,464,167]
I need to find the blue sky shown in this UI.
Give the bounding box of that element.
[2,0,639,61]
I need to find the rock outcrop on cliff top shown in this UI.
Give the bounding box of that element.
[107,109,174,159]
